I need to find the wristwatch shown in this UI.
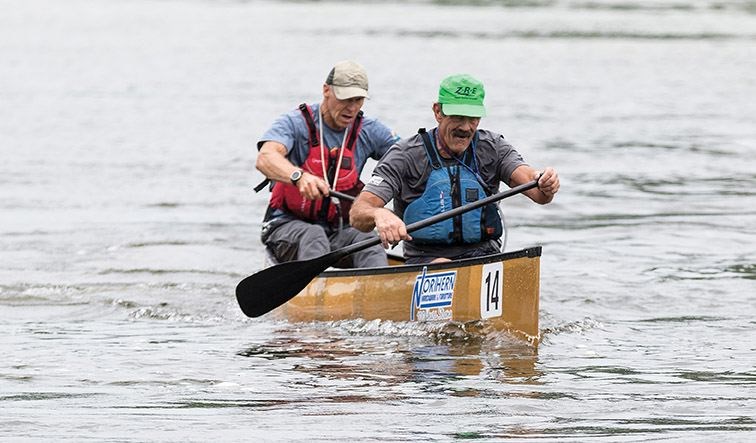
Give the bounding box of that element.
[289,169,303,185]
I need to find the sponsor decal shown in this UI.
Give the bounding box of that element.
[410,267,456,321]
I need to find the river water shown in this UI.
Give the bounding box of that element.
[1,0,755,440]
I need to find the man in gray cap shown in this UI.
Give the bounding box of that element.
[256,61,399,268]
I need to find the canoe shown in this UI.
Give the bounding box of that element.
[270,246,542,345]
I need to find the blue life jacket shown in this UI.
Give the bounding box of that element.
[403,128,503,245]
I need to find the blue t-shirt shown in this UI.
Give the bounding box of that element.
[258,103,398,173]
[258,103,399,227]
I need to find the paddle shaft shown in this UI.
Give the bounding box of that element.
[336,178,540,258]
[329,190,355,202]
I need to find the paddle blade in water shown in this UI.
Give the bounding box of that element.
[235,252,340,317]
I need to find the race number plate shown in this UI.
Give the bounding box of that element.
[480,262,503,319]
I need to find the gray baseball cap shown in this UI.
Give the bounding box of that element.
[325,60,369,100]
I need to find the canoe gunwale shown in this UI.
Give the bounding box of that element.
[319,246,542,277]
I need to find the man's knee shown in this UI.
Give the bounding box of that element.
[266,221,329,262]
[298,225,328,244]
[273,221,328,243]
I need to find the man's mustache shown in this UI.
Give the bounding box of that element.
[452,130,473,138]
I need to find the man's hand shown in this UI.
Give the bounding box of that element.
[373,208,412,249]
[296,172,331,200]
[350,191,412,248]
[536,167,560,197]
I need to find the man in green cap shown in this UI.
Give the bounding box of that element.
[350,74,560,264]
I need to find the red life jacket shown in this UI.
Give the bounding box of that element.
[268,103,364,225]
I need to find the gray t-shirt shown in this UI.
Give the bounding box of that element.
[363,128,526,259]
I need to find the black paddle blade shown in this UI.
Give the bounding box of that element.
[235,251,342,317]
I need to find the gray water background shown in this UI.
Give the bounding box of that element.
[1,0,755,440]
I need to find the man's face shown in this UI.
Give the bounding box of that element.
[322,85,365,130]
[433,103,480,155]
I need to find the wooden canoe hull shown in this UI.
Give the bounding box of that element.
[271,247,542,345]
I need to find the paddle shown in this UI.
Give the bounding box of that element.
[236,178,540,317]
[328,190,355,201]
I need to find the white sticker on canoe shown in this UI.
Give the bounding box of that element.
[410,267,455,321]
[480,262,503,319]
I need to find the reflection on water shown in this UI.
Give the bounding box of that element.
[238,320,543,385]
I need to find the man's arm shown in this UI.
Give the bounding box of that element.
[350,191,412,248]
[509,165,560,204]
[256,141,330,200]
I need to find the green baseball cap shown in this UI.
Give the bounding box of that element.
[438,74,486,118]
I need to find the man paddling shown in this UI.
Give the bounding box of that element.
[256,60,399,268]
[350,74,560,264]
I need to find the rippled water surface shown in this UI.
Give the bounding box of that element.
[2,0,755,440]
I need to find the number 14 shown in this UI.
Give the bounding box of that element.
[480,262,503,319]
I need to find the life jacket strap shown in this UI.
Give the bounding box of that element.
[345,110,364,151]
[299,103,320,149]
[418,128,441,169]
